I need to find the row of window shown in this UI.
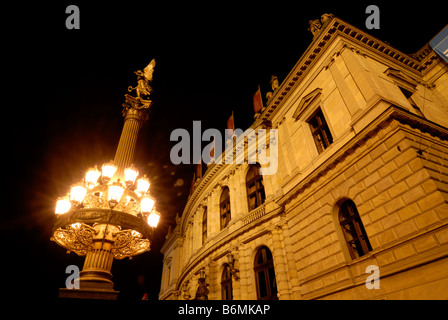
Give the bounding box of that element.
[215,80,421,299]
[202,164,267,244]
[219,199,372,300]
[200,108,334,244]
[203,166,371,260]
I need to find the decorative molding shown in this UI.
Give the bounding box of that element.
[277,105,448,208]
[259,16,439,124]
[242,205,267,225]
[292,87,322,121]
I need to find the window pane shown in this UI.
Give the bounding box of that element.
[309,109,333,153]
[256,251,264,265]
[258,271,267,298]
[309,117,319,130]
[248,183,256,194]
[246,165,259,181]
[246,164,265,211]
[342,222,357,241]
[249,195,256,210]
[339,200,372,259]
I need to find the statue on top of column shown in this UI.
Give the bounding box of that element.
[128,59,156,100]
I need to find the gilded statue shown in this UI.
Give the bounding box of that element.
[128,59,156,100]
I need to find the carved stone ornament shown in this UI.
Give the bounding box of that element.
[194,278,209,300]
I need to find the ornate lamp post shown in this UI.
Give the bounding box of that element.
[51,60,159,300]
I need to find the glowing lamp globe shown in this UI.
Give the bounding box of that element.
[141,195,155,214]
[85,167,101,188]
[70,184,87,205]
[147,209,160,228]
[136,177,150,195]
[102,162,117,181]
[108,182,124,207]
[124,166,139,186]
[55,196,71,214]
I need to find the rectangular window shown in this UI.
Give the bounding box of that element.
[308,108,333,153]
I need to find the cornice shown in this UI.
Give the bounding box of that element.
[277,105,448,208]
[260,16,439,124]
[167,15,443,244]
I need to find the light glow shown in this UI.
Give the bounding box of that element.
[86,167,101,187]
[108,182,124,205]
[124,166,139,186]
[70,184,87,204]
[147,209,160,228]
[102,162,117,181]
[141,195,155,213]
[55,197,71,214]
[136,177,150,195]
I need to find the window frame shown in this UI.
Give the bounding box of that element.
[338,199,372,260]
[307,108,333,154]
[221,264,233,300]
[220,187,231,230]
[246,164,266,211]
[254,246,278,300]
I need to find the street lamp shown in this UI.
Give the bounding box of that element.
[52,163,160,299]
[50,59,158,300]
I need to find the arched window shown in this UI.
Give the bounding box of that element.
[202,207,207,245]
[254,246,278,300]
[339,199,372,259]
[221,264,233,300]
[246,164,266,211]
[220,187,231,229]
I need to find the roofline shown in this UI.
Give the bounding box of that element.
[259,16,439,123]
[173,14,441,236]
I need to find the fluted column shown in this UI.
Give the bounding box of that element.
[112,95,151,180]
[60,224,121,299]
[113,109,143,179]
[79,224,119,286]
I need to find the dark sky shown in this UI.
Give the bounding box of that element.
[2,1,446,302]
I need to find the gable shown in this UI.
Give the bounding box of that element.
[292,88,323,120]
[384,68,419,92]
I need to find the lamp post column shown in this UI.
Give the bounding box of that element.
[74,224,121,299]
[54,60,156,300]
[113,103,149,179]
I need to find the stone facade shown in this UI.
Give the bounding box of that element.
[159,15,448,300]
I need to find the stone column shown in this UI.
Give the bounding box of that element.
[113,96,150,179]
[271,225,291,299]
[113,109,143,178]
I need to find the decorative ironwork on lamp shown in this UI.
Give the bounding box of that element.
[51,165,158,259]
[50,58,159,300]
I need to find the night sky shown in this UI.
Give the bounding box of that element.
[2,1,446,302]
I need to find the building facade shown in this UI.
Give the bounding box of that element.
[159,15,448,300]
